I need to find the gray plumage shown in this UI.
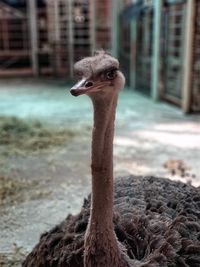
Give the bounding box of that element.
[23,175,200,267]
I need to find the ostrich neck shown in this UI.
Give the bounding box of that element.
[84,93,130,267]
[90,94,118,227]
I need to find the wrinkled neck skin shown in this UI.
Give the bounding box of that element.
[91,93,117,225]
[84,91,128,267]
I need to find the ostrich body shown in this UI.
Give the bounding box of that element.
[23,52,200,267]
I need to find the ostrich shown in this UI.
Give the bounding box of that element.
[23,52,200,267]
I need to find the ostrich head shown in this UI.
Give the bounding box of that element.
[70,51,128,267]
[70,51,125,99]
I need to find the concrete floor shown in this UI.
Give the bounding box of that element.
[0,78,200,265]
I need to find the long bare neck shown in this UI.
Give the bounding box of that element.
[84,93,129,267]
[90,93,118,228]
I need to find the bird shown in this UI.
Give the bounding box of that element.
[23,51,200,267]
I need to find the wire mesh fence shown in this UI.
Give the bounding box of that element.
[192,0,200,111]
[161,2,186,104]
[0,0,112,78]
[0,0,200,112]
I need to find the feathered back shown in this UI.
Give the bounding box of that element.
[23,176,200,267]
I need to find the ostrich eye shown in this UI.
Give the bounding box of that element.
[85,81,93,87]
[105,69,117,80]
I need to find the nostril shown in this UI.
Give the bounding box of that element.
[70,89,78,96]
[85,81,93,87]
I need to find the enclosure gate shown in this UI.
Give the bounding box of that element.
[192,0,200,111]
[161,2,186,105]
[0,0,112,77]
[135,7,153,95]
[118,16,131,86]
[44,0,94,77]
[0,2,31,76]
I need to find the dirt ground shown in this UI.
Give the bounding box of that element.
[0,78,200,266]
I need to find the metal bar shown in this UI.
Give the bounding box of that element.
[182,0,195,113]
[46,2,53,43]
[90,0,96,54]
[67,0,74,78]
[111,0,119,57]
[54,0,60,43]
[130,20,137,90]
[151,0,161,100]
[2,20,9,50]
[0,51,29,56]
[28,0,39,76]
[54,0,61,74]
[22,21,27,49]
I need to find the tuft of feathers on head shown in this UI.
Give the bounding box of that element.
[74,51,119,78]
[93,49,106,56]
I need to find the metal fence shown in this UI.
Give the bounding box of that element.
[118,16,131,86]
[161,2,186,105]
[135,7,153,95]
[118,0,200,113]
[192,0,200,111]
[1,0,200,112]
[0,0,112,78]
[0,2,31,75]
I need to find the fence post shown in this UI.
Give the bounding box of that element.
[182,0,195,113]
[54,0,61,75]
[67,0,74,78]
[90,0,96,54]
[130,20,137,90]
[111,0,120,57]
[151,0,161,100]
[28,0,39,76]
[2,20,9,50]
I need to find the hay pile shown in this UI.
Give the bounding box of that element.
[0,243,27,267]
[0,116,76,156]
[0,176,50,207]
[0,176,33,206]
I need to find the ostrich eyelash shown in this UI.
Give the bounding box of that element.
[98,68,118,79]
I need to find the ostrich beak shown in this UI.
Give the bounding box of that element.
[70,78,110,97]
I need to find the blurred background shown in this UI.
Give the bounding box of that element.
[0,0,200,112]
[0,0,200,266]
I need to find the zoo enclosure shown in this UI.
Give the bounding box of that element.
[0,0,112,78]
[117,0,200,113]
[0,0,200,113]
